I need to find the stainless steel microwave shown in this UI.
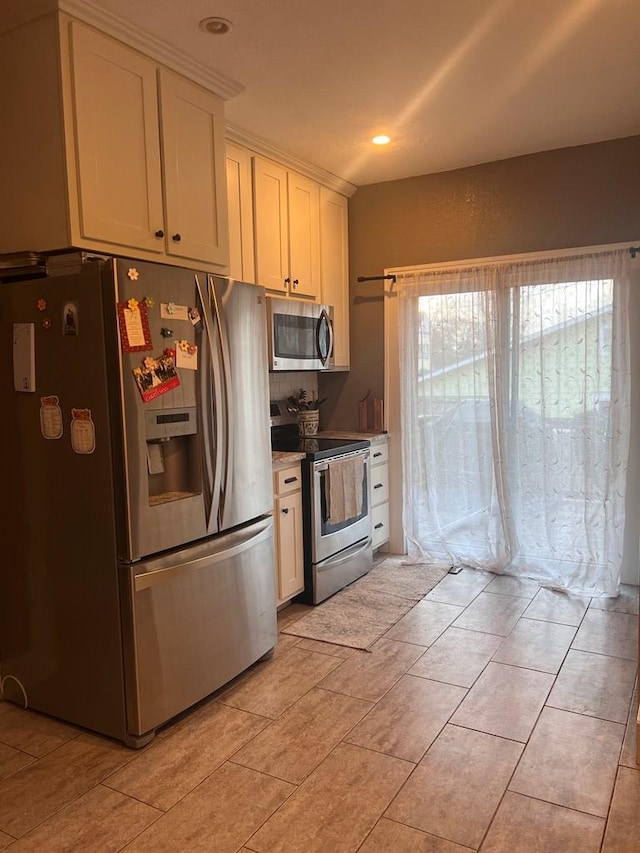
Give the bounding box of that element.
[266,297,334,371]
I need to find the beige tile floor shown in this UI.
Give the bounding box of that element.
[0,568,638,852]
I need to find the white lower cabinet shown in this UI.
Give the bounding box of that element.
[370,436,390,550]
[273,463,305,605]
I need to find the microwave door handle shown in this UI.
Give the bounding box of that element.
[327,313,334,361]
[316,309,331,366]
[195,274,223,533]
[208,275,234,525]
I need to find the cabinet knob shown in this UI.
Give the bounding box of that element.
[284,277,291,286]
[172,233,182,242]
[282,507,290,514]
[154,229,164,238]
[292,279,299,288]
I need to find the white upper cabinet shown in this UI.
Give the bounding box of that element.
[0,14,229,270]
[158,69,228,266]
[286,171,321,299]
[320,188,350,369]
[225,141,351,368]
[226,142,256,283]
[69,22,165,254]
[252,157,291,293]
[253,156,320,299]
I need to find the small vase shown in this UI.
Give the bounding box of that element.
[297,410,319,436]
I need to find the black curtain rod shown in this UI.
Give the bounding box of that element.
[356,274,397,284]
[630,247,640,259]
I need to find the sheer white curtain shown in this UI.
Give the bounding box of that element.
[397,248,631,596]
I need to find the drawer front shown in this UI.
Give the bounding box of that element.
[371,464,389,507]
[370,441,389,467]
[372,502,389,549]
[274,464,302,497]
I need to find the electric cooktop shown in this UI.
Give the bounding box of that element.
[270,400,370,460]
[271,433,370,461]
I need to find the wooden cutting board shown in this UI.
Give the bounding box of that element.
[359,391,384,433]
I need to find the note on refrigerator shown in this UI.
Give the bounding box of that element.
[13,323,35,392]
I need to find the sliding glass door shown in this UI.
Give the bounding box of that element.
[398,249,630,595]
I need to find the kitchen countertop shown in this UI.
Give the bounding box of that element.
[272,451,306,469]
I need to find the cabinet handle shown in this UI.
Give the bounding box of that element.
[284,277,291,286]
[282,507,290,514]
[373,451,382,458]
[154,229,164,238]
[292,279,299,288]
[284,476,298,484]
[374,522,384,530]
[172,233,182,242]
[374,483,383,489]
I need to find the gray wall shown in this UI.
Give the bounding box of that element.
[319,135,640,429]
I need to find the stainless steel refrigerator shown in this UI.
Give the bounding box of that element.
[0,253,276,747]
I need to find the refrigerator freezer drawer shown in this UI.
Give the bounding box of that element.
[122,516,276,738]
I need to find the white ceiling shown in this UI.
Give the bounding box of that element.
[62,0,640,185]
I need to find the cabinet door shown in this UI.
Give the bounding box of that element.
[253,156,289,292]
[287,172,320,299]
[371,462,389,507]
[226,143,255,282]
[159,70,229,267]
[69,22,164,252]
[372,502,390,549]
[320,188,350,368]
[274,490,304,602]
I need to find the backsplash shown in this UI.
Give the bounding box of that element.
[269,371,318,403]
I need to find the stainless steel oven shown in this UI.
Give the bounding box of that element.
[271,405,373,604]
[310,446,372,603]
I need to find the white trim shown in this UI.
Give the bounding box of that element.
[387,240,638,278]
[225,125,357,197]
[59,0,244,100]
[383,276,406,554]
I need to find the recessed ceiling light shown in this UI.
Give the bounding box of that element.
[372,135,391,145]
[199,17,233,35]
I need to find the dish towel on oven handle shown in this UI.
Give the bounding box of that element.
[327,456,364,524]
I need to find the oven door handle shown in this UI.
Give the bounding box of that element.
[315,449,370,471]
[316,538,372,572]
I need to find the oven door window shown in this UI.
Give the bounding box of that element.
[319,458,369,535]
[274,313,319,362]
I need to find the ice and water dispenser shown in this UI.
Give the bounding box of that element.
[144,406,201,505]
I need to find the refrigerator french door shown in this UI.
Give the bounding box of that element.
[0,253,276,746]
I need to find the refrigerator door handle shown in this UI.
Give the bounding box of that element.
[208,275,234,523]
[133,517,273,591]
[195,273,223,533]
[195,276,214,517]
